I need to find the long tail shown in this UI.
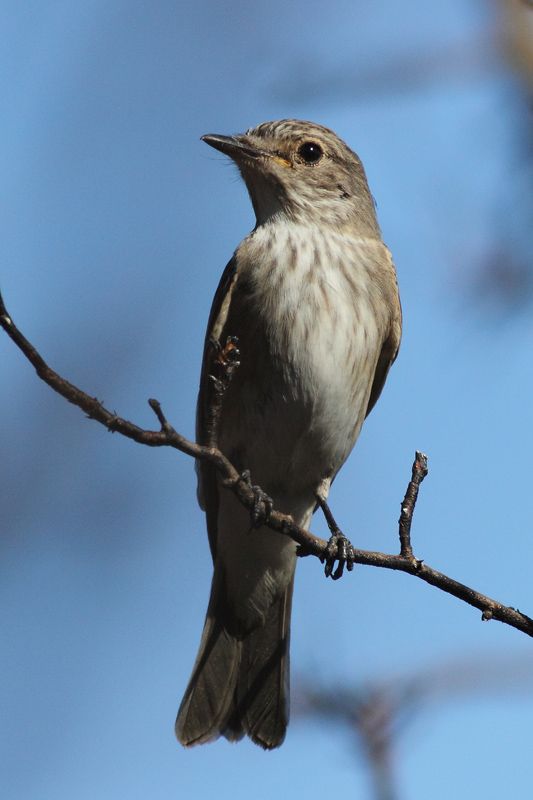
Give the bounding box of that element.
[175,571,294,750]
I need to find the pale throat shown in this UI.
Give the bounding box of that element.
[247,178,368,231]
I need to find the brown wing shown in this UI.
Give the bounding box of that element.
[366,302,402,418]
[196,255,239,562]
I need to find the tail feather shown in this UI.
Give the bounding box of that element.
[238,579,292,748]
[175,574,294,750]
[175,613,241,746]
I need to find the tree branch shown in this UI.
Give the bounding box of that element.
[2,291,532,638]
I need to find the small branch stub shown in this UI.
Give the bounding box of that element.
[398,451,428,560]
[205,335,240,449]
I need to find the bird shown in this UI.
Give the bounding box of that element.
[175,119,402,750]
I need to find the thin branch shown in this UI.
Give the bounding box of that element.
[2,291,533,638]
[398,452,428,558]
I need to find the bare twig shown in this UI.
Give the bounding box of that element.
[398,451,428,559]
[2,291,533,638]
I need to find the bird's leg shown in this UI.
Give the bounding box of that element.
[240,469,273,528]
[316,495,355,580]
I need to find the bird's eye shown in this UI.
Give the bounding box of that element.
[297,141,323,164]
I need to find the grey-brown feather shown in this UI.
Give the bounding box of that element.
[175,567,241,746]
[175,559,294,750]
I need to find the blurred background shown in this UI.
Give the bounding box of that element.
[1,1,532,798]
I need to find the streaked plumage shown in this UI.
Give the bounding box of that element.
[176,120,401,749]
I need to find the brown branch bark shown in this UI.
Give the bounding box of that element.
[398,452,428,558]
[2,290,533,638]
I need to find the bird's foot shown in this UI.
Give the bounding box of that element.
[240,470,273,527]
[316,494,355,579]
[322,531,355,580]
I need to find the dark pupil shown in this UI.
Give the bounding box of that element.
[299,141,322,163]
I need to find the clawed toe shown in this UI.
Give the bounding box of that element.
[251,488,273,526]
[240,470,273,527]
[316,495,355,580]
[322,533,355,580]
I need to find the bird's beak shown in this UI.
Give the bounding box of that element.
[201,134,263,161]
[201,134,291,168]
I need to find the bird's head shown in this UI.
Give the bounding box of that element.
[202,119,380,236]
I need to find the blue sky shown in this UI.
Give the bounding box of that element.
[1,2,533,798]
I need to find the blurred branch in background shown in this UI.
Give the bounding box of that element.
[269,0,532,316]
[466,0,533,315]
[268,23,499,105]
[501,0,533,86]
[295,650,533,800]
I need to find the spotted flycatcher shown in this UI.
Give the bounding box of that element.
[175,119,401,749]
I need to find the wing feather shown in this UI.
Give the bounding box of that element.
[195,256,239,560]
